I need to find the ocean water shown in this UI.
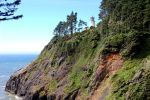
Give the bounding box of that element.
[0,54,37,100]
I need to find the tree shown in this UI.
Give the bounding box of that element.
[78,19,87,32]
[53,11,88,38]
[0,0,22,21]
[53,21,69,37]
[99,0,150,34]
[67,11,77,35]
[53,21,62,37]
[54,21,64,37]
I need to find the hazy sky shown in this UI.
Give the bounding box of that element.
[0,0,101,54]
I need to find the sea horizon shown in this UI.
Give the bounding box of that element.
[0,53,40,55]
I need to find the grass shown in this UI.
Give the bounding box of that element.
[106,36,150,100]
[45,80,57,94]
[21,27,150,99]
[63,29,103,95]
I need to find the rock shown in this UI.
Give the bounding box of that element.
[47,94,56,100]
[129,69,143,83]
[5,31,125,100]
[64,89,79,100]
[5,75,20,94]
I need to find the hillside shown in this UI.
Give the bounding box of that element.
[5,28,150,100]
[5,0,150,100]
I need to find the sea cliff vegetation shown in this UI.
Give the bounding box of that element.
[5,0,150,100]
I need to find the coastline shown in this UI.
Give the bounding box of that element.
[0,54,37,100]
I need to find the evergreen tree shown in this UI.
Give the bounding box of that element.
[53,11,88,38]
[53,21,69,37]
[0,0,22,21]
[67,11,77,35]
[78,19,87,32]
[99,0,150,34]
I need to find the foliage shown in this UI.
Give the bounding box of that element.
[53,21,68,37]
[53,11,87,37]
[0,0,22,21]
[67,11,78,34]
[78,19,87,32]
[45,80,57,94]
[99,0,150,35]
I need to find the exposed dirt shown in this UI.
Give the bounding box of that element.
[90,53,123,100]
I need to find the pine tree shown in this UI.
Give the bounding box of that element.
[78,20,87,32]
[99,0,150,34]
[67,11,77,35]
[0,0,22,21]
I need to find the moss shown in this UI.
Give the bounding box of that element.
[65,56,97,95]
[45,80,57,94]
[39,91,46,97]
[107,59,142,99]
[107,56,150,100]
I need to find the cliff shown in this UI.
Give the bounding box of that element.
[5,27,150,100]
[5,0,150,99]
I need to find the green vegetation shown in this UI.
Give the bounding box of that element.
[106,36,150,100]
[37,28,104,97]
[98,0,150,56]
[39,24,150,98]
[97,0,150,99]
[39,91,46,98]
[45,80,57,94]
[53,11,87,37]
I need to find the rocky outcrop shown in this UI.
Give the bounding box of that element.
[5,35,80,100]
[5,51,123,100]
[5,31,126,100]
[5,29,150,100]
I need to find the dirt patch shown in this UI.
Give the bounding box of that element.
[101,53,123,73]
[90,53,123,100]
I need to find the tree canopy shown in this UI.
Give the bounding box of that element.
[0,0,22,21]
[78,19,87,32]
[67,11,77,34]
[97,0,150,57]
[99,0,150,35]
[53,11,87,37]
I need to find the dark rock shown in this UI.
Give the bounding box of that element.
[58,56,66,66]
[32,92,40,100]
[64,89,79,100]
[129,69,143,83]
[40,95,47,100]
[5,75,20,94]
[47,94,56,100]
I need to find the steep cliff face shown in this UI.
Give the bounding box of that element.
[4,29,113,99]
[5,30,107,100]
[5,28,150,100]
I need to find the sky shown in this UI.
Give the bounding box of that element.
[0,0,101,54]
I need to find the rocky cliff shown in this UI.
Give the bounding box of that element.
[6,29,109,100]
[5,27,150,100]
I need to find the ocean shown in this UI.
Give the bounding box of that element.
[0,54,37,100]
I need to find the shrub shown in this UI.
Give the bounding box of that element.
[107,34,125,47]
